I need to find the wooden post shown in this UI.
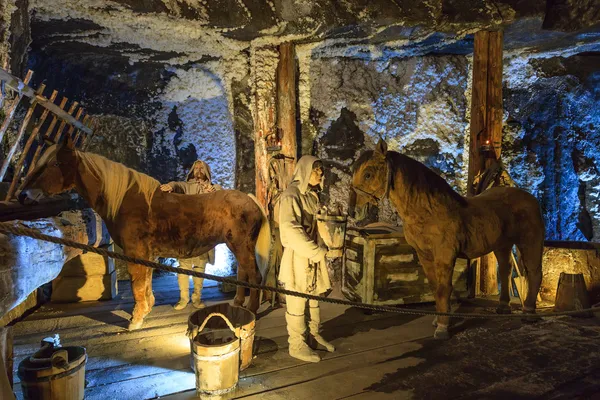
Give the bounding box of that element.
[277,42,297,182]
[6,89,59,200]
[467,30,504,296]
[252,46,279,209]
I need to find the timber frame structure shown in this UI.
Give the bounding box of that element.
[0,67,95,203]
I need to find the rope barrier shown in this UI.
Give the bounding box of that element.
[1,221,598,319]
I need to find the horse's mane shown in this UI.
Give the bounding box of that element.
[77,151,160,221]
[354,150,467,207]
[388,152,467,207]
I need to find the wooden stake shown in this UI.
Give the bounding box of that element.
[0,70,33,145]
[54,101,79,144]
[6,90,59,200]
[73,114,89,147]
[65,108,84,143]
[26,96,68,175]
[81,118,98,151]
[0,84,45,182]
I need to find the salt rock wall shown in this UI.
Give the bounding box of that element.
[0,209,110,318]
[302,54,470,225]
[503,52,600,241]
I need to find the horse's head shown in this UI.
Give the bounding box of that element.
[18,135,79,205]
[350,139,389,221]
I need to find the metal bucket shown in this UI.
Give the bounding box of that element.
[18,342,87,400]
[317,213,347,258]
[188,303,256,372]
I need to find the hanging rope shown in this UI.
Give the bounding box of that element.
[0,222,598,319]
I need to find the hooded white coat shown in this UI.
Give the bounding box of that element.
[278,156,331,295]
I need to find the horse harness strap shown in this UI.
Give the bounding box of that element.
[353,157,393,204]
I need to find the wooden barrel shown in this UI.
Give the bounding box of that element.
[554,272,592,317]
[17,346,86,400]
[188,303,256,372]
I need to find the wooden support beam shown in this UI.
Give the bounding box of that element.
[277,42,298,183]
[252,46,279,209]
[0,70,33,145]
[6,89,59,200]
[0,85,45,181]
[467,30,504,297]
[0,68,92,135]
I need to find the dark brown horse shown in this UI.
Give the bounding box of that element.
[351,139,544,339]
[19,136,271,330]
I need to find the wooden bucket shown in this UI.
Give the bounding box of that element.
[554,272,592,317]
[188,303,256,372]
[189,312,240,396]
[17,345,86,400]
[316,214,347,258]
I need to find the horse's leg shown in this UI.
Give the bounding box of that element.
[494,247,512,314]
[146,268,155,309]
[433,259,455,340]
[245,248,262,314]
[518,241,543,318]
[419,257,440,328]
[128,262,151,330]
[234,267,248,308]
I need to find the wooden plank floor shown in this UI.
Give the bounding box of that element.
[11,275,600,399]
[11,275,435,400]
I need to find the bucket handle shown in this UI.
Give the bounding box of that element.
[192,313,239,340]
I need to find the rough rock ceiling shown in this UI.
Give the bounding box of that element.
[28,0,600,64]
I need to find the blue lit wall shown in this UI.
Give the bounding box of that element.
[503,54,600,241]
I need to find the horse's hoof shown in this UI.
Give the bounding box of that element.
[233,298,244,307]
[128,319,144,331]
[433,328,450,340]
[496,305,512,314]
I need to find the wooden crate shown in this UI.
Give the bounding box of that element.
[342,224,468,305]
[51,244,117,302]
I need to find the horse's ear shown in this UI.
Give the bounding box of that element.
[65,134,76,151]
[375,138,388,155]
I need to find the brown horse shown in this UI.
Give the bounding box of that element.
[351,139,544,339]
[19,136,271,330]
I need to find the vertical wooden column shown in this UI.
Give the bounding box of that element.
[467,30,504,296]
[277,42,298,181]
[251,45,279,209]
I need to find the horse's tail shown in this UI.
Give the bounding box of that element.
[247,194,271,280]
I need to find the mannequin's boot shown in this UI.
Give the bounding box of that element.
[308,306,335,352]
[286,313,320,363]
[191,267,206,308]
[174,273,190,310]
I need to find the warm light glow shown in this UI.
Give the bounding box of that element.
[172,332,193,353]
[485,140,490,144]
